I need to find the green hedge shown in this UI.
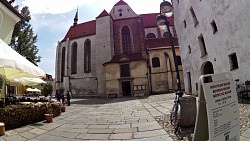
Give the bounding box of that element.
[0,103,61,130]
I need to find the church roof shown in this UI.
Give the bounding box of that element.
[96,10,109,18]
[0,0,23,19]
[141,13,174,28]
[114,0,128,6]
[61,20,96,42]
[145,38,179,49]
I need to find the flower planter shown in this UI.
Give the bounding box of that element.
[44,114,53,123]
[61,106,66,112]
[0,122,5,136]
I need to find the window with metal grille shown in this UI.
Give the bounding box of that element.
[71,43,77,74]
[122,26,132,54]
[84,39,91,73]
[152,57,160,68]
[120,64,130,77]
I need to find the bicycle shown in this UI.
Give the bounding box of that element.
[170,90,183,134]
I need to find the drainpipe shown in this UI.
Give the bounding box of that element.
[146,47,152,94]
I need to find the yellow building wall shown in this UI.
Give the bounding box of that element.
[149,48,184,93]
[105,60,148,97]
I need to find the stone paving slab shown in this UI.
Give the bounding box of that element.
[109,133,133,140]
[76,133,110,140]
[133,129,168,139]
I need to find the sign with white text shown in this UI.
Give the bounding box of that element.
[193,73,240,141]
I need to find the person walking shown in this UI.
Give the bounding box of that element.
[55,89,61,102]
[66,90,72,106]
[61,92,65,106]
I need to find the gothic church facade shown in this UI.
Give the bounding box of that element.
[55,0,184,97]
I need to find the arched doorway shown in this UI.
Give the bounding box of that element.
[201,61,214,75]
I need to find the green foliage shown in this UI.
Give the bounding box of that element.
[0,103,61,130]
[10,6,41,65]
[0,75,4,88]
[58,86,65,94]
[42,83,53,97]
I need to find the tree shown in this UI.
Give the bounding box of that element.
[10,6,41,65]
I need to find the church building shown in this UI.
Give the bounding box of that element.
[55,0,184,97]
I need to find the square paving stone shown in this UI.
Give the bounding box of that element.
[14,126,32,133]
[109,133,133,140]
[19,131,38,139]
[87,125,110,129]
[133,129,167,139]
[29,128,47,135]
[109,124,131,129]
[113,128,137,133]
[138,124,162,132]
[76,133,110,140]
[3,135,27,141]
[68,128,89,133]
[87,128,114,134]
[35,134,63,141]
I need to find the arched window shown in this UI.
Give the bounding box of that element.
[61,47,65,82]
[177,56,182,65]
[122,26,132,54]
[152,57,160,68]
[146,33,156,39]
[71,42,77,74]
[84,39,91,73]
[163,32,169,38]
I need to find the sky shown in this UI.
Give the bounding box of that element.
[14,0,164,78]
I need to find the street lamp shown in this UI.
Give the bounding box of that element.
[156,0,183,96]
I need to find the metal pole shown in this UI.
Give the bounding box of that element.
[165,17,183,96]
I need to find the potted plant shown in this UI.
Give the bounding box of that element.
[42,83,53,98]
[44,104,53,123]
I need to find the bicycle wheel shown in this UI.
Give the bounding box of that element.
[170,103,177,125]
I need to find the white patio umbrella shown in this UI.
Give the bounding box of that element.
[13,77,46,86]
[0,39,45,80]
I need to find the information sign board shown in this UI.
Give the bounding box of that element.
[193,73,240,141]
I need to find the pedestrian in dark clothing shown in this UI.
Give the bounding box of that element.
[56,89,61,102]
[66,90,71,106]
[61,92,65,106]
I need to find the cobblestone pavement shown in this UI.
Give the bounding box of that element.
[0,94,249,141]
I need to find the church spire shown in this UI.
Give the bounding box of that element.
[73,8,78,26]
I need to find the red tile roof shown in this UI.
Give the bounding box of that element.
[114,0,128,6]
[145,38,179,49]
[104,53,147,64]
[141,13,174,28]
[96,10,109,18]
[61,20,96,42]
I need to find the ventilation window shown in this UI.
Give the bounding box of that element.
[228,53,239,70]
[119,13,122,16]
[146,33,156,39]
[210,20,218,34]
[198,34,207,57]
[188,45,191,54]
[120,64,130,77]
[190,7,198,26]
[152,57,160,68]
[184,20,187,28]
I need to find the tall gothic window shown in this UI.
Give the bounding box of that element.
[122,26,132,54]
[84,39,91,73]
[61,47,65,82]
[71,42,77,74]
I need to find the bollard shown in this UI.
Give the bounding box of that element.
[0,122,5,136]
[179,95,197,127]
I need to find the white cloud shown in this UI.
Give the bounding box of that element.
[20,0,96,14]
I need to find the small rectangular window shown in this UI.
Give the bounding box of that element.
[177,0,179,4]
[210,20,218,34]
[120,64,130,77]
[184,20,187,28]
[188,45,191,54]
[177,56,182,65]
[190,7,198,26]
[198,34,207,57]
[228,53,239,70]
[152,57,161,68]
